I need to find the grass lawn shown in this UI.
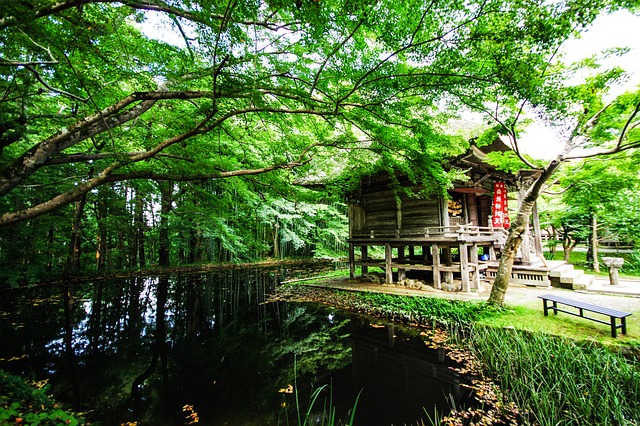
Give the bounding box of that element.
[479,303,640,347]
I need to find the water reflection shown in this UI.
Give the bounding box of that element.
[0,265,475,425]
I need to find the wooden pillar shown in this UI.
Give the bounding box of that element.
[460,243,470,292]
[398,246,406,281]
[443,246,453,284]
[489,245,497,261]
[440,196,450,227]
[385,243,393,284]
[361,246,369,275]
[349,243,356,279]
[470,243,479,289]
[462,194,469,224]
[408,246,415,258]
[432,243,441,290]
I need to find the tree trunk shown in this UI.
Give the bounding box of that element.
[488,158,563,305]
[549,226,558,257]
[136,192,146,268]
[66,193,87,275]
[592,213,600,273]
[487,198,535,304]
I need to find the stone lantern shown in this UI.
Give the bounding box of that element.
[602,257,624,286]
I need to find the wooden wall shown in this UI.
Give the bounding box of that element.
[350,188,495,237]
[350,189,442,235]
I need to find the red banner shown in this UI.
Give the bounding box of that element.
[492,182,510,229]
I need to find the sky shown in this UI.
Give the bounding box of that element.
[519,10,640,159]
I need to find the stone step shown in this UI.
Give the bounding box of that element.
[560,268,584,284]
[572,273,595,291]
[549,263,574,277]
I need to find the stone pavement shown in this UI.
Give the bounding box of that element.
[584,277,640,297]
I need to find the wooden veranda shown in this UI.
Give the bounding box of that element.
[348,225,509,291]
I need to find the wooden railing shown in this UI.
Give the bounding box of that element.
[352,225,509,242]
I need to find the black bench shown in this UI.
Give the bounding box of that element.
[538,293,632,338]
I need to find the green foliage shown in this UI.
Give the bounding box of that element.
[351,292,504,325]
[1,0,637,283]
[467,326,640,425]
[0,371,83,425]
[538,150,640,261]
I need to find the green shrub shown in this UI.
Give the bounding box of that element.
[0,371,83,425]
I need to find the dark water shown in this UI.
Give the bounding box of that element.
[0,265,475,425]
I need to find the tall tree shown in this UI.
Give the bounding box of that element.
[488,87,640,305]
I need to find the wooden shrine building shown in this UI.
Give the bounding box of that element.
[347,138,547,291]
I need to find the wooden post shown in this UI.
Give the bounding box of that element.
[489,245,496,261]
[349,243,356,279]
[440,196,450,227]
[460,243,470,292]
[361,245,368,275]
[470,243,479,289]
[443,246,453,284]
[398,246,406,281]
[432,243,441,290]
[385,243,393,284]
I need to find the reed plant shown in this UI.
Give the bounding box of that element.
[278,357,360,426]
[466,325,640,425]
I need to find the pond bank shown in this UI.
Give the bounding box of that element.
[276,276,640,347]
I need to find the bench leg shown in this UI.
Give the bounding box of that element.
[552,301,558,315]
[621,317,627,335]
[610,317,617,338]
[542,299,549,316]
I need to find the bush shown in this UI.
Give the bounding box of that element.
[0,370,83,425]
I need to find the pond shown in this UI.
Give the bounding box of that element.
[0,264,476,425]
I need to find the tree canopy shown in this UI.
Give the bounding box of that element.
[0,0,624,227]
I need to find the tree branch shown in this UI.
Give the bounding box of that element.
[24,65,88,102]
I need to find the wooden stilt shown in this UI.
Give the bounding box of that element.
[443,246,453,284]
[361,246,368,275]
[432,243,441,290]
[385,243,393,284]
[460,243,470,292]
[422,246,430,262]
[489,245,496,261]
[470,243,479,289]
[398,246,406,281]
[349,243,355,279]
